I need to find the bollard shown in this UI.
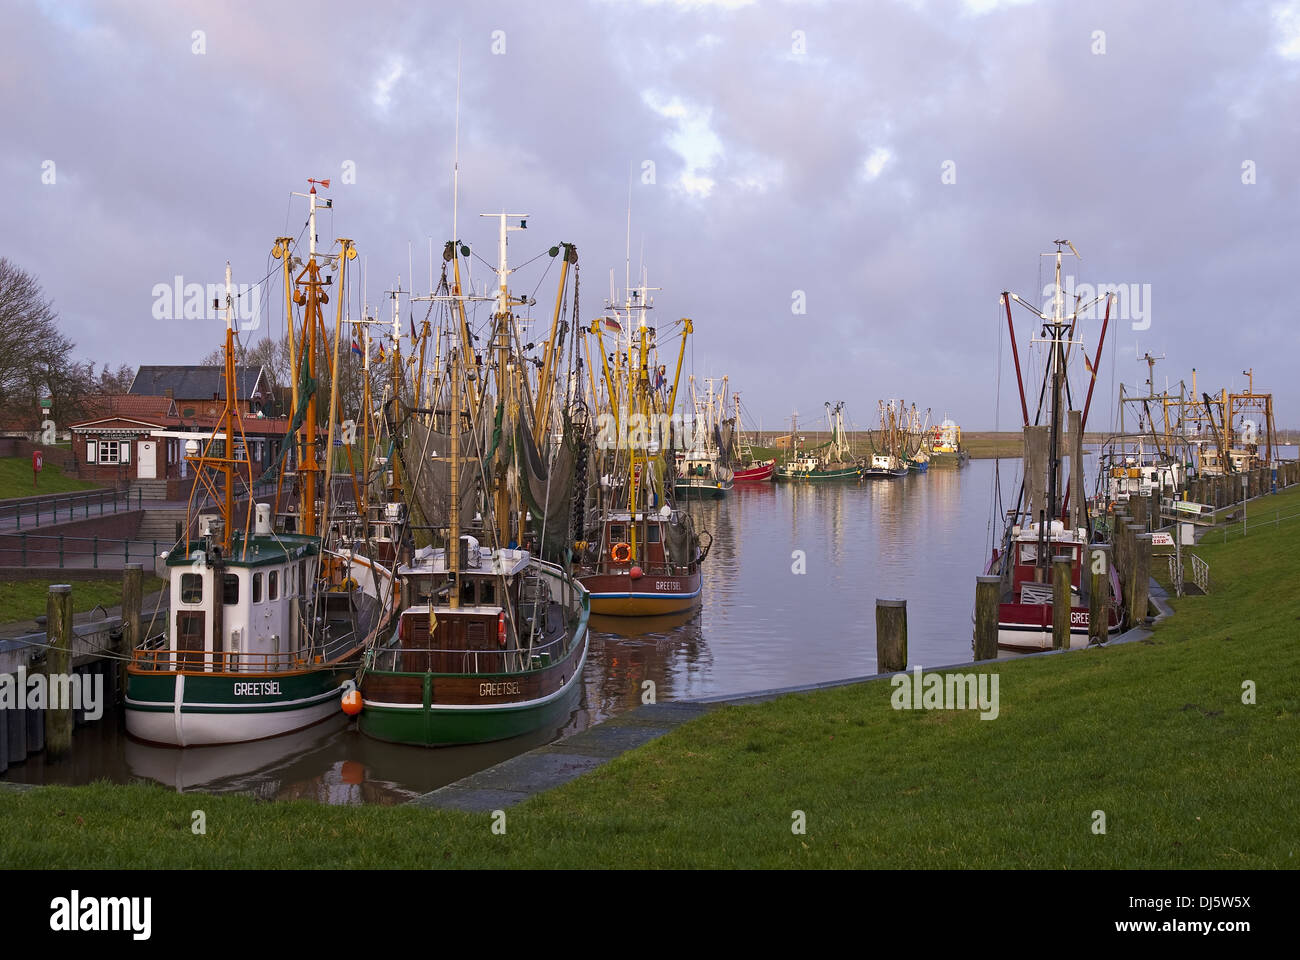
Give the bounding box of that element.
[1149,489,1160,530]
[1052,555,1073,650]
[1131,496,1148,529]
[1124,523,1143,620]
[121,563,143,703]
[1130,534,1153,628]
[45,584,74,758]
[876,598,908,672]
[974,576,1001,661]
[1088,544,1112,644]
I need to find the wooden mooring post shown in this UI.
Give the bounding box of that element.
[45,584,74,758]
[876,598,907,673]
[1130,533,1152,628]
[1052,555,1072,650]
[974,575,1000,661]
[1089,544,1111,644]
[1124,523,1144,627]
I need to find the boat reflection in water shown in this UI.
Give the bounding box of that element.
[581,610,710,720]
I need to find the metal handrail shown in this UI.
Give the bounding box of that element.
[368,632,571,674]
[131,647,331,673]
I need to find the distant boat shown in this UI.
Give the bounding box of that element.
[727,390,776,482]
[773,402,863,482]
[674,376,734,499]
[863,399,910,478]
[929,417,970,468]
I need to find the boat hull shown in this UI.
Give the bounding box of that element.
[773,465,862,482]
[930,451,970,468]
[358,626,588,747]
[733,460,775,482]
[125,668,353,747]
[674,478,732,498]
[579,568,702,616]
[863,468,908,479]
[995,601,1123,652]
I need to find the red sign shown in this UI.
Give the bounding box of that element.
[32,451,43,473]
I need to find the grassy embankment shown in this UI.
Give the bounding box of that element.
[0,577,166,625]
[1,487,1296,868]
[0,456,101,500]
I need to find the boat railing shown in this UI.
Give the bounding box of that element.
[131,647,332,674]
[369,632,571,675]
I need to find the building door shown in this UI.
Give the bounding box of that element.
[138,440,157,479]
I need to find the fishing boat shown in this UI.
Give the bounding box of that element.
[773,402,863,481]
[863,399,911,478]
[728,392,775,482]
[576,272,710,614]
[984,241,1123,651]
[674,376,734,498]
[126,215,398,746]
[929,417,971,467]
[903,403,932,472]
[356,213,590,745]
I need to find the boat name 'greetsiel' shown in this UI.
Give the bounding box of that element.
[234,681,283,696]
[480,681,522,697]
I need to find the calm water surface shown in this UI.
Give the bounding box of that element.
[0,459,1063,803]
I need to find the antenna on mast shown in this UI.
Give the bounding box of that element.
[452,41,462,246]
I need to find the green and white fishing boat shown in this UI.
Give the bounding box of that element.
[127,227,398,746]
[774,401,863,482]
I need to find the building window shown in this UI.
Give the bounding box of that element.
[268,570,279,601]
[252,572,263,603]
[98,441,121,465]
[180,573,203,604]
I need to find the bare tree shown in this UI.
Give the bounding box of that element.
[0,257,91,422]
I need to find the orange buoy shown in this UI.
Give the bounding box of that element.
[629,565,643,579]
[341,689,363,716]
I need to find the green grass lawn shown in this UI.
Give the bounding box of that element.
[1,489,1296,869]
[0,576,165,625]
[0,456,101,500]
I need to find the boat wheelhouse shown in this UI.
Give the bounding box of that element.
[863,453,907,478]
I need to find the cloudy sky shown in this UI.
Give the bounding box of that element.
[5,0,1298,433]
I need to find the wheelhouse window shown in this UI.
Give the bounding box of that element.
[269,570,279,601]
[180,574,203,604]
[222,573,239,605]
[252,572,263,603]
[610,524,625,542]
[480,580,495,605]
[647,526,661,543]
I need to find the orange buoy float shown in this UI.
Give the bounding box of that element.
[629,565,643,579]
[341,689,363,716]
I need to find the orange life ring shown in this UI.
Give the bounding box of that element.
[611,541,632,563]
